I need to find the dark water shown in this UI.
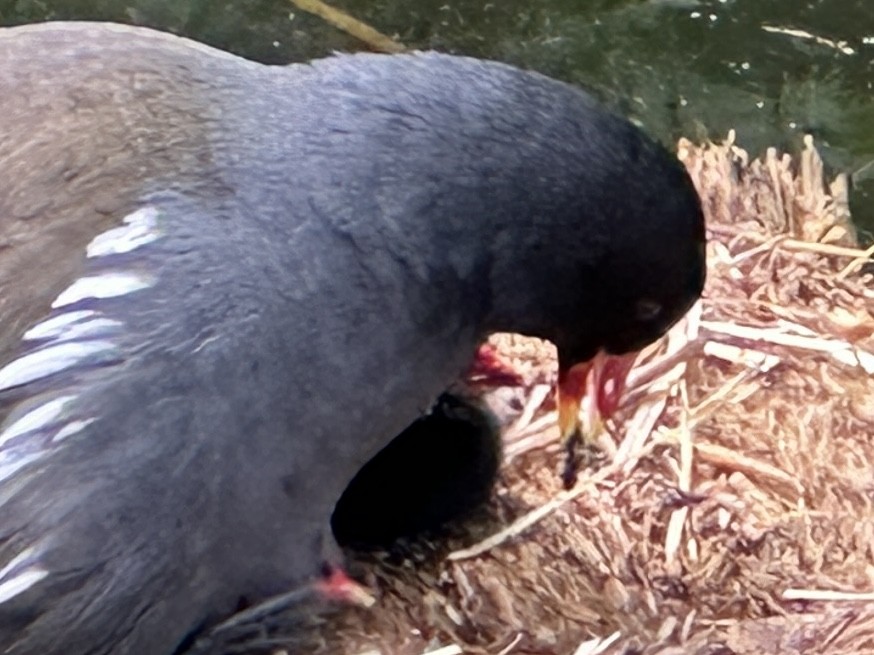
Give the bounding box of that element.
[2,0,872,235]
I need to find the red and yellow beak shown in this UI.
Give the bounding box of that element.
[557,350,638,487]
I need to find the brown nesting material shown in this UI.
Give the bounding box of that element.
[277,135,874,655]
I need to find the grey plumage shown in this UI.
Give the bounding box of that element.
[0,22,704,654]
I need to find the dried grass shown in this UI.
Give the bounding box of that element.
[276,135,874,655]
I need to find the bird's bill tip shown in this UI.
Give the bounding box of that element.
[556,350,639,444]
[557,359,590,444]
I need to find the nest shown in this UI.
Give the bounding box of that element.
[267,135,874,655]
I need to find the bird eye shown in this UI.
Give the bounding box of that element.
[635,299,662,322]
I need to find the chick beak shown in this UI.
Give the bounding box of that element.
[557,350,638,488]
